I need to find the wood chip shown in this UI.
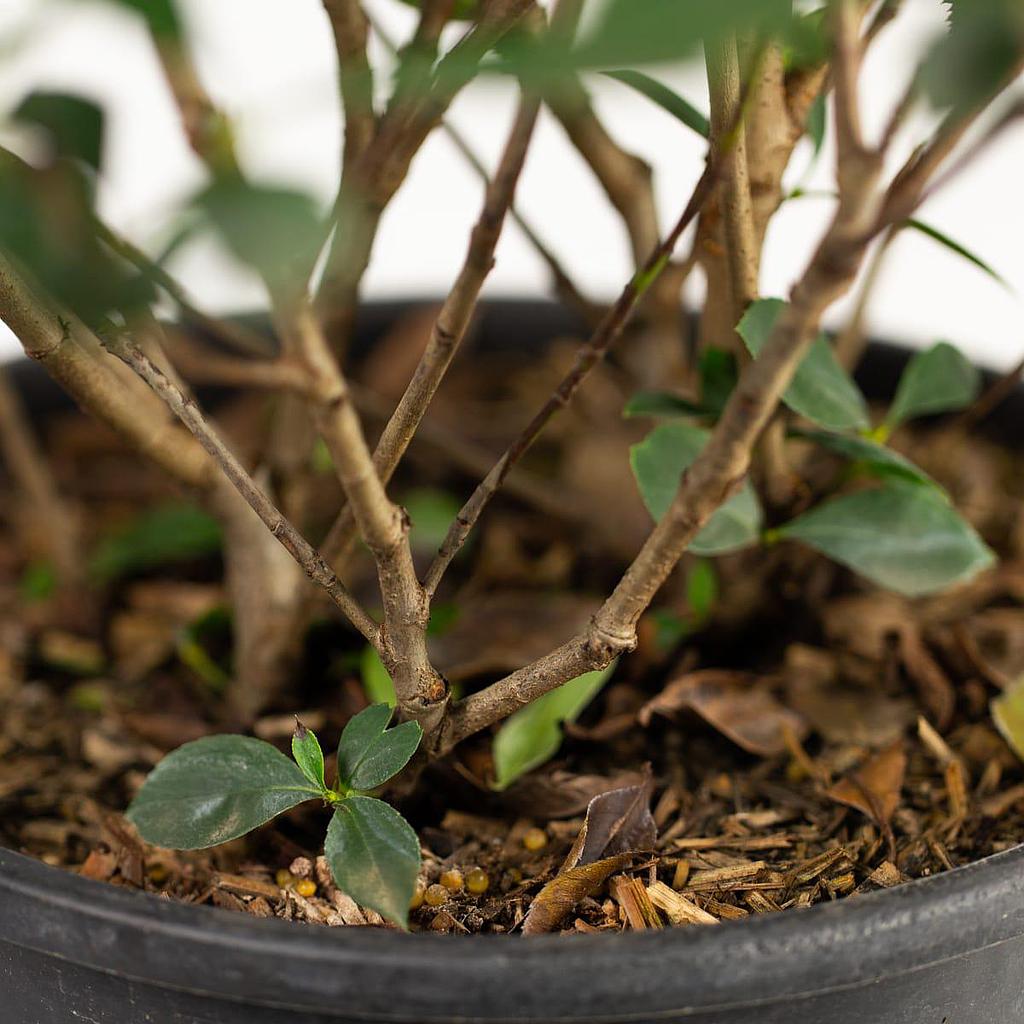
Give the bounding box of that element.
[686,861,768,891]
[213,872,281,901]
[647,881,718,926]
[744,891,780,914]
[791,847,849,885]
[610,875,663,929]
[867,860,904,888]
[671,834,793,852]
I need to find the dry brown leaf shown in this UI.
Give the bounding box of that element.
[522,854,631,935]
[503,769,647,820]
[561,770,657,870]
[826,742,907,826]
[640,670,807,756]
[822,593,909,661]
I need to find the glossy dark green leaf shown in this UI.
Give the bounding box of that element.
[792,429,938,488]
[904,219,1009,289]
[601,70,709,137]
[885,342,981,429]
[777,482,994,597]
[492,663,615,790]
[14,92,104,171]
[193,178,323,290]
[89,502,222,582]
[325,796,421,928]
[126,735,321,849]
[631,423,762,555]
[336,703,422,792]
[623,391,705,420]
[292,720,327,792]
[738,299,869,431]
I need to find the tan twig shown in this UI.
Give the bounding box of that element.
[322,0,376,170]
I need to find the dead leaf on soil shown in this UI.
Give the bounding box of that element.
[640,670,807,757]
[521,854,632,935]
[826,742,907,827]
[561,770,657,871]
[898,625,955,731]
[503,768,647,820]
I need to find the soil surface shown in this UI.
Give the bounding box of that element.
[2,315,1024,935]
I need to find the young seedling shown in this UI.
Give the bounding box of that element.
[127,706,423,927]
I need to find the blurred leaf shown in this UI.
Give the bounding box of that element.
[402,487,461,553]
[699,346,738,416]
[631,422,763,555]
[992,676,1024,763]
[127,735,320,848]
[292,720,327,792]
[600,70,709,137]
[13,91,104,171]
[89,502,222,583]
[738,298,869,431]
[492,663,616,790]
[91,0,182,38]
[192,178,324,290]
[904,218,1009,289]
[806,92,827,159]
[777,482,995,597]
[176,605,231,691]
[885,341,981,429]
[623,391,705,420]
[826,741,906,826]
[325,796,420,929]
[793,428,939,488]
[921,0,1024,113]
[360,645,396,706]
[686,558,719,623]
[392,0,478,19]
[19,560,57,602]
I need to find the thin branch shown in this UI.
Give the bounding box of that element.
[287,299,447,731]
[835,224,897,369]
[99,329,381,647]
[319,92,542,572]
[423,151,726,598]
[322,0,376,170]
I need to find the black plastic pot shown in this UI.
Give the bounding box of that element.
[2,301,1023,1024]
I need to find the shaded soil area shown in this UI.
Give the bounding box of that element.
[2,315,1024,934]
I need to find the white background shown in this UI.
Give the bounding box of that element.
[0,0,1022,368]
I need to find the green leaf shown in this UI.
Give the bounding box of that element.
[89,502,222,582]
[492,663,615,790]
[686,558,719,624]
[777,482,995,597]
[792,428,939,488]
[13,91,105,171]
[623,391,705,420]
[885,341,981,429]
[600,70,709,137]
[402,487,461,553]
[94,0,183,38]
[193,178,323,289]
[738,299,869,431]
[325,795,421,929]
[904,218,1009,290]
[126,735,321,849]
[336,703,422,792]
[699,347,738,416]
[292,720,327,792]
[19,561,57,602]
[992,676,1024,763]
[805,92,827,160]
[630,422,763,555]
[360,645,396,706]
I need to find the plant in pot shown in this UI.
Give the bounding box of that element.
[2,0,1024,1021]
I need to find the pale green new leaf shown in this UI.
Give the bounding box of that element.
[291,721,326,792]
[126,736,321,849]
[777,482,994,597]
[325,796,421,929]
[885,342,981,429]
[738,299,869,431]
[360,645,396,706]
[631,422,762,555]
[492,663,616,790]
[992,677,1024,763]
